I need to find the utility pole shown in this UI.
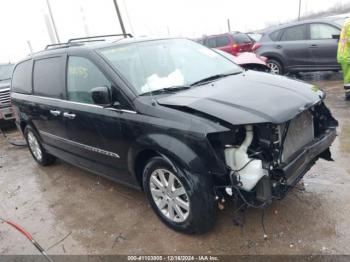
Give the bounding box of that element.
[227,19,231,32]
[298,0,302,21]
[27,41,33,54]
[112,0,127,35]
[46,0,60,43]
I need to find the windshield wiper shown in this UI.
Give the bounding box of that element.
[140,85,191,96]
[190,72,241,87]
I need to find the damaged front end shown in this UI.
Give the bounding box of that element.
[208,101,338,205]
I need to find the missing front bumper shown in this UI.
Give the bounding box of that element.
[271,128,337,199]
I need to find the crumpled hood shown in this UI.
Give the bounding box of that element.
[157,71,323,125]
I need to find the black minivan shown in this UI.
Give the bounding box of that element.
[11,35,338,233]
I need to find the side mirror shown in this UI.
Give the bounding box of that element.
[91,86,112,106]
[332,34,340,40]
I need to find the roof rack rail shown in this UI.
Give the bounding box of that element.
[68,33,133,43]
[43,33,132,51]
[45,43,71,50]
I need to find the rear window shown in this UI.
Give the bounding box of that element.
[205,36,230,48]
[232,33,251,44]
[33,56,64,99]
[215,36,230,47]
[11,60,32,94]
[280,25,307,41]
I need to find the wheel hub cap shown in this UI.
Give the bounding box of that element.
[149,169,190,223]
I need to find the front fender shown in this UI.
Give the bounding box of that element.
[127,133,221,181]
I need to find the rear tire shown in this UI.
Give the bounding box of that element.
[143,156,216,234]
[267,59,283,75]
[24,126,55,166]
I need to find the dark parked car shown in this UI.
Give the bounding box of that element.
[201,32,254,55]
[255,18,342,74]
[0,63,15,123]
[11,36,338,233]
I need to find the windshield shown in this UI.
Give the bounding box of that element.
[333,17,347,27]
[0,64,14,81]
[99,39,242,95]
[247,33,262,42]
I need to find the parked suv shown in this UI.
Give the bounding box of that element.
[255,18,342,74]
[201,32,254,55]
[11,36,338,233]
[0,63,15,123]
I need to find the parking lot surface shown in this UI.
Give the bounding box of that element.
[0,75,349,255]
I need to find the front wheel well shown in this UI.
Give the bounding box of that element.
[134,149,160,190]
[266,56,283,66]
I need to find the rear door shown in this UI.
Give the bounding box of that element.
[30,55,71,152]
[278,24,312,69]
[308,23,341,68]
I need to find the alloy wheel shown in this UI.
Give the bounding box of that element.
[149,168,190,223]
[268,62,280,74]
[27,131,42,161]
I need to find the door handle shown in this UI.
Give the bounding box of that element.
[276,45,282,49]
[49,110,61,116]
[309,44,318,48]
[63,112,76,119]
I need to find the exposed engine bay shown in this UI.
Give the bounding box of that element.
[208,101,338,205]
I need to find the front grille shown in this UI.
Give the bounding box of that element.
[0,88,11,107]
[280,110,314,163]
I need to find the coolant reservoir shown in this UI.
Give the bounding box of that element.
[224,125,267,191]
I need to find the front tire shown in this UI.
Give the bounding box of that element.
[143,156,216,234]
[24,126,55,166]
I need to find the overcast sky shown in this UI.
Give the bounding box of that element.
[0,0,349,63]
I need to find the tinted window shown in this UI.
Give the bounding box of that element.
[33,57,64,98]
[310,23,340,39]
[281,25,307,41]
[215,36,230,47]
[232,33,251,44]
[270,30,283,41]
[67,56,111,104]
[11,60,32,94]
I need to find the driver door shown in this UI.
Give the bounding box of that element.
[63,56,132,184]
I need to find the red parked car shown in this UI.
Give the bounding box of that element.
[201,32,254,55]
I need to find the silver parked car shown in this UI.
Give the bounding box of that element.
[255,17,344,74]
